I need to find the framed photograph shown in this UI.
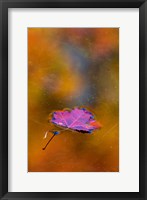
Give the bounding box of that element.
[0,0,146,199]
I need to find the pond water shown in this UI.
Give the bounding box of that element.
[28,28,119,172]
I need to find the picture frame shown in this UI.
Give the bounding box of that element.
[0,0,146,199]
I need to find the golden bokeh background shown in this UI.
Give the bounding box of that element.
[28,28,119,172]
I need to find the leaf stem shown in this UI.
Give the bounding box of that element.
[42,134,56,150]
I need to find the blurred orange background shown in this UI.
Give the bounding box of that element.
[28,28,119,172]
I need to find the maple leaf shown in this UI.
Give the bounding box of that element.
[51,107,101,133]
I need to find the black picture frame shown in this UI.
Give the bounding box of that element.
[0,0,146,199]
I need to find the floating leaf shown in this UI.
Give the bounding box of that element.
[42,107,101,150]
[50,107,101,133]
